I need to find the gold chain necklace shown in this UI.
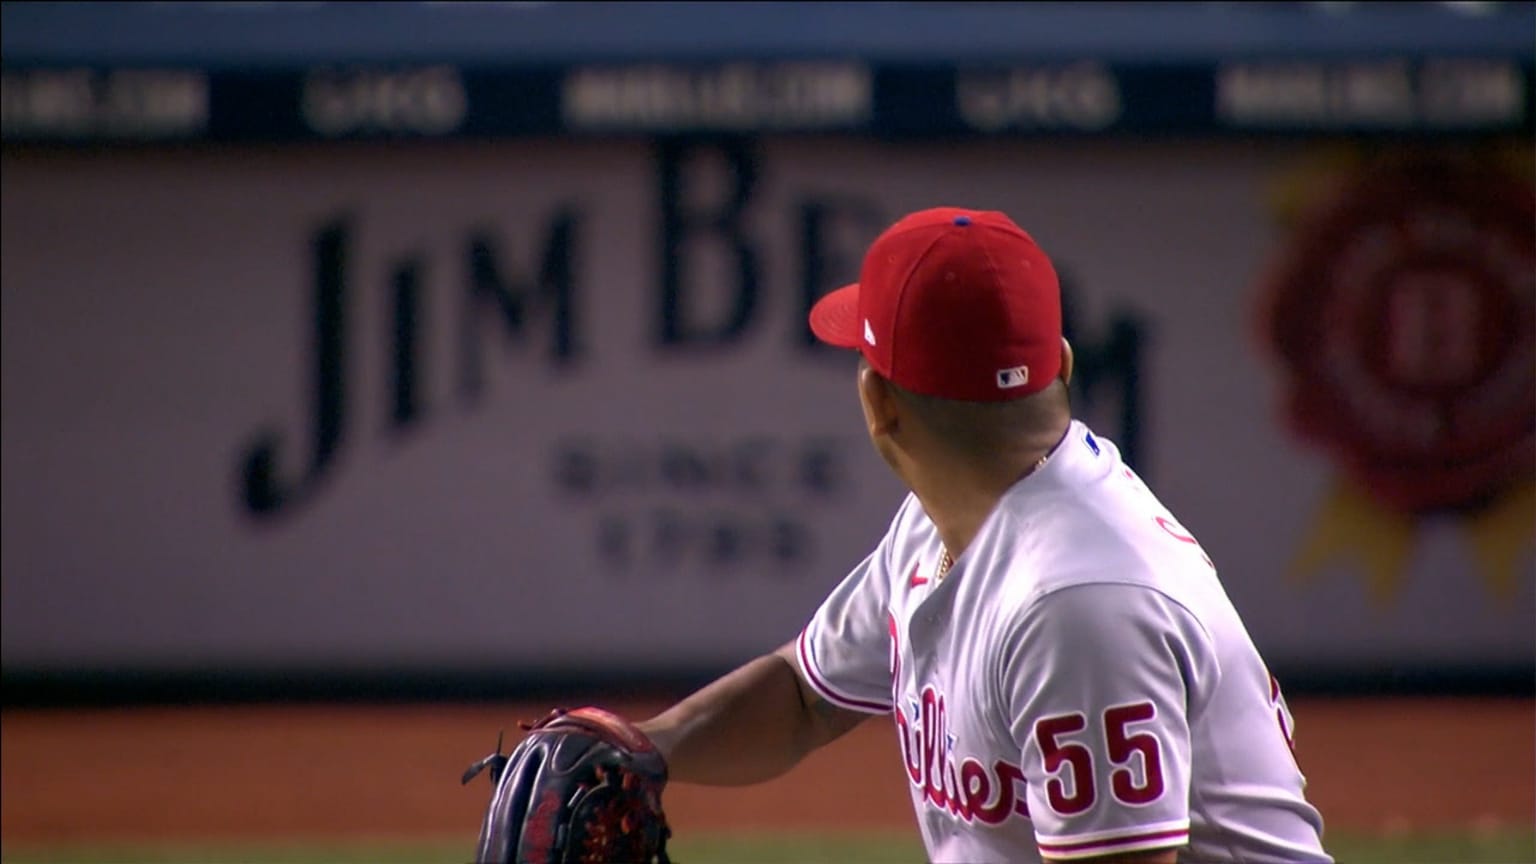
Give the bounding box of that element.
[935,550,955,581]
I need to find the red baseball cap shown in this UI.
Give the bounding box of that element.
[809,207,1062,401]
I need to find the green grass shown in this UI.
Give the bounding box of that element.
[2,828,1532,864]
[1325,828,1536,864]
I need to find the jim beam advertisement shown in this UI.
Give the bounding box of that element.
[1255,145,1535,606]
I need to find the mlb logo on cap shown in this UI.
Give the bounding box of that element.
[808,207,1063,402]
[996,365,1030,390]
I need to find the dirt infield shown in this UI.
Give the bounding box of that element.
[2,698,1532,845]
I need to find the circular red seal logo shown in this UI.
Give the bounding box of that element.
[1257,153,1535,515]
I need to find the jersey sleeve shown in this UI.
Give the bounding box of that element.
[793,499,909,715]
[999,581,1215,861]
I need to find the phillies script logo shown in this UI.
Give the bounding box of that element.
[894,685,1031,825]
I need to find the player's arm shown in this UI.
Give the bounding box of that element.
[636,640,870,786]
[641,517,904,786]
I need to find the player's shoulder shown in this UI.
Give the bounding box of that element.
[1016,518,1214,610]
[995,580,1220,698]
[1022,578,1207,634]
[989,424,1216,596]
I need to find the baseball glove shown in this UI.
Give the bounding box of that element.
[461,706,673,864]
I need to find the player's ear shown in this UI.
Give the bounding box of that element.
[1058,338,1074,388]
[857,363,900,438]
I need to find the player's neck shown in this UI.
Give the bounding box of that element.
[905,428,1063,565]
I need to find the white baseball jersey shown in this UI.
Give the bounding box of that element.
[796,420,1332,863]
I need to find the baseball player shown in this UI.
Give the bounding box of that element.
[635,207,1333,863]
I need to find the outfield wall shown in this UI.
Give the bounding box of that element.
[4,136,1532,693]
[3,2,1532,699]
